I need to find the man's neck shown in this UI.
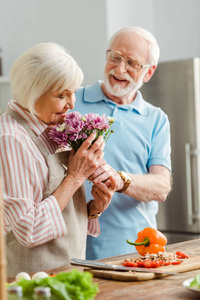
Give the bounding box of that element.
[101,83,137,105]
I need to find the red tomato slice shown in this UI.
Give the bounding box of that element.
[122,261,138,267]
[150,260,163,268]
[137,261,145,267]
[175,251,189,259]
[143,260,153,268]
[171,261,182,265]
[163,262,170,266]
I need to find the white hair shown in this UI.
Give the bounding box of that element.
[10,43,84,115]
[107,26,160,66]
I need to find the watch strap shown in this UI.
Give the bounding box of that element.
[117,171,131,193]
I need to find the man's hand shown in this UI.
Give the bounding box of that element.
[88,163,124,192]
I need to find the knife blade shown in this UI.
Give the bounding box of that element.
[70,258,182,275]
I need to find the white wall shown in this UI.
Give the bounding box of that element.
[154,0,200,62]
[106,0,200,62]
[0,0,108,110]
[106,0,156,42]
[1,0,200,79]
[0,0,107,84]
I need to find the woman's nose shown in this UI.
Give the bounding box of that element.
[66,93,76,109]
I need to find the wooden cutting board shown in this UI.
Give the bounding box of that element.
[84,255,200,281]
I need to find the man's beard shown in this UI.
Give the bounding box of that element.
[103,69,144,97]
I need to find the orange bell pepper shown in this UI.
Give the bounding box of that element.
[127,227,167,256]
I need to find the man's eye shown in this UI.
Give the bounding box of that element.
[111,55,121,62]
[128,60,139,68]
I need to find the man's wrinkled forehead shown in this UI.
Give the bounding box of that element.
[111,31,149,48]
[110,31,150,62]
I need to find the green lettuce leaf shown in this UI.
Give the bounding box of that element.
[190,274,200,288]
[7,269,99,300]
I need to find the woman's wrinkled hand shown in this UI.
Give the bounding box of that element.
[67,132,105,184]
[88,163,124,192]
[88,176,116,216]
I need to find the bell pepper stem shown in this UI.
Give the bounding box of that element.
[127,237,150,247]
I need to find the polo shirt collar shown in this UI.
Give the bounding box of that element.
[84,80,149,115]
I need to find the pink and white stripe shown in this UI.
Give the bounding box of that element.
[0,100,99,247]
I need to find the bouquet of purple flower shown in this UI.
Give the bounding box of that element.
[49,111,115,152]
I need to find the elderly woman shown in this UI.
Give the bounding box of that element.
[0,43,116,277]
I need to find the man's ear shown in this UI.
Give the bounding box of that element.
[143,65,157,83]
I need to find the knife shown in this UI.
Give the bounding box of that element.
[70,258,182,275]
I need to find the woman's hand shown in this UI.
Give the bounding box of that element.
[88,176,116,217]
[53,132,105,212]
[67,132,105,185]
[88,163,124,191]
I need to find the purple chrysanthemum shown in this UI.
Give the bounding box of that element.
[49,111,115,150]
[84,113,110,130]
[49,126,69,146]
[65,112,84,133]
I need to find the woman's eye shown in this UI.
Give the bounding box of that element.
[59,95,66,99]
[58,91,74,100]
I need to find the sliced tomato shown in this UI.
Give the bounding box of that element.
[137,261,145,267]
[150,260,163,268]
[175,251,189,259]
[171,261,182,265]
[143,260,153,268]
[163,261,170,266]
[122,261,138,267]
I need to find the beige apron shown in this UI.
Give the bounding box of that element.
[5,108,88,277]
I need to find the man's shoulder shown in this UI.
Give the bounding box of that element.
[76,85,85,98]
[76,81,100,94]
[142,96,167,118]
[76,81,104,104]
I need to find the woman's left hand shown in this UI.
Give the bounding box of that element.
[88,177,116,216]
[88,163,124,192]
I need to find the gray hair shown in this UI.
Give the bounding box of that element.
[10,43,84,115]
[107,26,160,66]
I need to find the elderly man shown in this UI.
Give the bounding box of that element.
[74,26,172,260]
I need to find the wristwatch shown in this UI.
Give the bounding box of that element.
[87,200,102,219]
[117,171,131,193]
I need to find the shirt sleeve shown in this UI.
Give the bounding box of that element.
[0,133,67,248]
[87,218,100,237]
[148,111,171,171]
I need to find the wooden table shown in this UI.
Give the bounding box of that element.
[8,239,200,299]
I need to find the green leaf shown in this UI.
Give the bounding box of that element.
[190,274,200,288]
[7,269,99,300]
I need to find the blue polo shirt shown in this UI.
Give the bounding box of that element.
[74,81,171,259]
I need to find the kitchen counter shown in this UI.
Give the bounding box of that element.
[8,239,200,299]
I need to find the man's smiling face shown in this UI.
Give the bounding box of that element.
[103,31,150,98]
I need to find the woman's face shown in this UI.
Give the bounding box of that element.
[34,88,76,125]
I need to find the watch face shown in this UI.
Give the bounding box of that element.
[117,171,131,193]
[121,171,131,182]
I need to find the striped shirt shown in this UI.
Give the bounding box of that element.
[0,100,100,247]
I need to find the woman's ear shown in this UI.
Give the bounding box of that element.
[143,65,157,83]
